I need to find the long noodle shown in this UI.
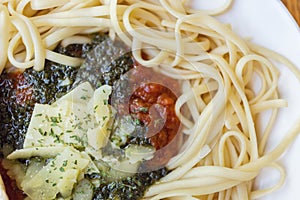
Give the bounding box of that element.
[1,0,300,200]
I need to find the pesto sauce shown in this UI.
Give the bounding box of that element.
[91,167,168,200]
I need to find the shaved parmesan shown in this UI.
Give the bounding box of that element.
[7,82,112,200]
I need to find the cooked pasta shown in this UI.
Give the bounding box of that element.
[1,0,300,199]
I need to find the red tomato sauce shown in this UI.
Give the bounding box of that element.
[125,64,182,169]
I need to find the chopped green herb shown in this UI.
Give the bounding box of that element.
[103,99,108,105]
[83,114,92,121]
[80,96,87,100]
[35,113,43,117]
[50,161,55,168]
[54,135,61,143]
[70,135,81,143]
[50,123,58,127]
[45,115,50,122]
[58,113,62,122]
[37,139,44,144]
[49,128,55,137]
[38,128,46,136]
[102,116,108,121]
[62,160,68,167]
[59,167,65,172]
[50,117,59,123]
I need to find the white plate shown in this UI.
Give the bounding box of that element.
[190,0,300,199]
